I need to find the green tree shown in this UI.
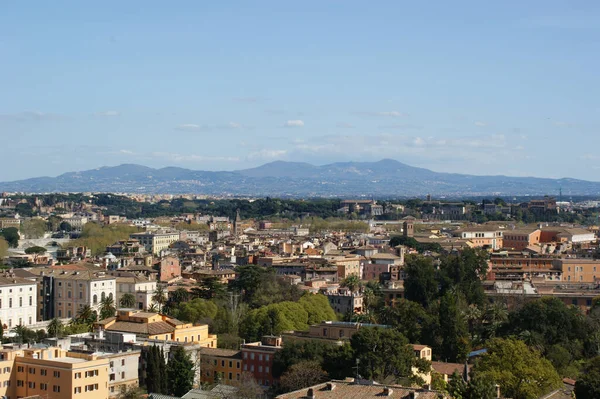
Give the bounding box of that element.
[192,276,227,300]
[575,357,600,399]
[46,215,63,232]
[350,327,414,382]
[145,345,165,394]
[439,291,470,363]
[151,285,167,312]
[169,298,218,324]
[76,304,97,325]
[0,227,19,247]
[59,221,73,232]
[376,298,429,343]
[99,295,116,320]
[166,346,194,397]
[298,293,336,325]
[47,317,64,338]
[119,293,136,308]
[170,287,190,304]
[474,338,561,399]
[438,248,488,306]
[340,274,361,293]
[404,256,438,308]
[24,246,46,255]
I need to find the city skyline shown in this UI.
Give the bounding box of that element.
[1,1,599,181]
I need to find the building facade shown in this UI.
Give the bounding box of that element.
[0,274,37,329]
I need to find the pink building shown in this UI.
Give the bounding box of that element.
[363,263,391,281]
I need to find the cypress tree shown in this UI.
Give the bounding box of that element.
[166,346,194,397]
[158,346,167,393]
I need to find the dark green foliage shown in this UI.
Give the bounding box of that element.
[376,298,429,343]
[389,236,443,253]
[24,245,47,254]
[438,248,488,306]
[575,357,600,398]
[144,345,166,394]
[403,256,438,308]
[166,346,194,397]
[439,291,470,363]
[0,227,19,247]
[350,327,414,381]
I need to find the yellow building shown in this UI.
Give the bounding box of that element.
[0,346,109,399]
[199,347,242,385]
[97,310,217,347]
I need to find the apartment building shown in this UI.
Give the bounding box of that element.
[130,231,180,255]
[554,259,600,283]
[96,310,217,346]
[241,336,283,387]
[325,290,363,315]
[103,350,140,396]
[0,346,109,399]
[115,275,157,310]
[0,273,37,329]
[199,347,242,385]
[0,218,20,230]
[454,227,503,250]
[159,256,181,282]
[38,270,116,320]
[502,229,541,250]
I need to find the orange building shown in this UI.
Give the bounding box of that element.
[0,346,109,399]
[502,229,541,250]
[96,310,217,346]
[199,347,243,385]
[554,259,600,283]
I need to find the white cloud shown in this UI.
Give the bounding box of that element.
[151,152,240,163]
[227,122,242,129]
[175,124,203,131]
[283,120,304,128]
[474,121,487,127]
[337,122,354,128]
[119,149,134,155]
[247,149,288,160]
[96,110,120,117]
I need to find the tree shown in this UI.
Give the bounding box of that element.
[24,245,47,263]
[403,256,438,308]
[166,346,194,397]
[439,291,470,363]
[170,287,190,304]
[350,327,414,382]
[474,338,561,399]
[0,227,19,248]
[145,345,166,394]
[340,274,361,293]
[76,304,97,325]
[59,221,73,232]
[47,317,64,338]
[0,237,8,259]
[192,276,227,300]
[46,215,63,232]
[120,293,136,308]
[278,360,328,394]
[438,248,488,306]
[575,357,600,399]
[99,296,116,320]
[117,387,145,399]
[21,219,46,239]
[376,298,429,343]
[152,285,167,312]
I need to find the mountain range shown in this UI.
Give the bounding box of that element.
[1,159,598,197]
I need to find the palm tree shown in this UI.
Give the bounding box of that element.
[77,304,96,324]
[47,317,64,338]
[152,285,167,313]
[147,303,159,313]
[340,274,361,293]
[171,287,190,304]
[99,296,117,320]
[14,324,32,344]
[120,293,136,308]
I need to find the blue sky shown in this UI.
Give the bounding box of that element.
[1,1,599,181]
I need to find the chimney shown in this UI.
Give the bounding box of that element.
[326,382,335,391]
[383,386,393,396]
[306,388,316,398]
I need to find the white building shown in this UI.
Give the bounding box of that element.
[0,273,38,329]
[115,275,158,310]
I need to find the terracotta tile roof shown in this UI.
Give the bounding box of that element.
[431,361,466,376]
[106,320,174,336]
[199,347,242,358]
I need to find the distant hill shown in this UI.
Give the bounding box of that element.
[1,159,599,197]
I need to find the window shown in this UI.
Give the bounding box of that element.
[68,291,72,298]
[75,372,81,379]
[79,292,83,299]
[29,296,32,306]
[41,369,47,376]
[266,366,269,373]
[228,372,233,380]
[221,360,225,367]
[121,372,125,379]
[41,383,48,390]
[9,298,11,308]
[17,380,24,387]
[110,361,114,368]
[243,352,248,359]
[121,359,125,366]
[258,354,263,361]
[110,374,115,381]
[93,294,98,304]
[250,353,254,360]
[229,361,233,368]
[53,385,61,392]
[74,387,82,394]
[28,382,35,389]
[17,366,24,372]
[28,367,35,374]
[28,317,32,325]
[54,371,61,378]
